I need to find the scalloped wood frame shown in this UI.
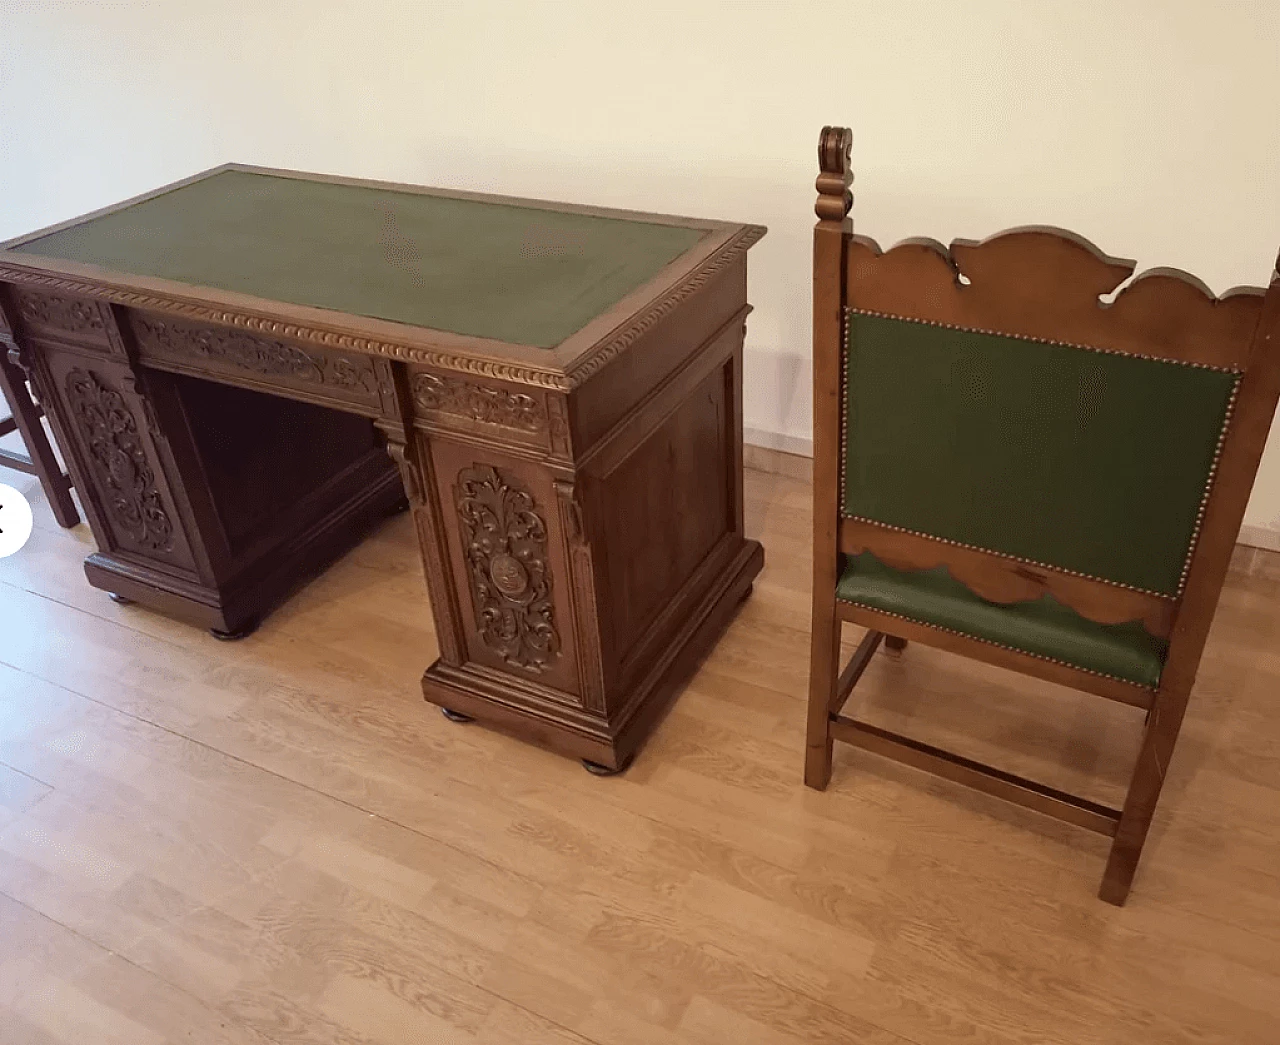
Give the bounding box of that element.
[806,125,1280,905]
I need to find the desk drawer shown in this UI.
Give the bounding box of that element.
[9,287,116,353]
[130,311,395,417]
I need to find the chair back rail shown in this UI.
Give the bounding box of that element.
[845,233,1264,369]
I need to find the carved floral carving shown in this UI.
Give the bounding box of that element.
[64,368,173,551]
[455,465,559,672]
[135,316,378,393]
[14,291,104,335]
[546,394,572,457]
[413,373,545,431]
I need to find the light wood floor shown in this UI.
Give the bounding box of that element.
[2,462,1279,1045]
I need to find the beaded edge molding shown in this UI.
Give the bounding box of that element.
[563,225,766,386]
[0,225,764,392]
[847,307,1243,374]
[837,306,1244,600]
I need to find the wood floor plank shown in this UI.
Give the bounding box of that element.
[1,466,1278,1044]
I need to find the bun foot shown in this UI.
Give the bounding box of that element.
[107,592,134,606]
[440,707,475,724]
[210,620,258,641]
[582,757,632,777]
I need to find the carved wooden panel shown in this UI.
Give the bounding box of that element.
[10,287,112,349]
[554,480,606,712]
[546,394,573,459]
[0,291,15,342]
[455,464,560,673]
[64,367,175,552]
[409,367,553,450]
[132,312,385,415]
[388,431,465,665]
[414,372,545,429]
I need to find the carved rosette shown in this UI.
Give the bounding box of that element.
[14,290,105,335]
[64,368,174,551]
[455,465,560,672]
[135,316,377,392]
[413,373,545,432]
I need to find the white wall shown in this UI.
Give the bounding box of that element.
[3,1,1279,539]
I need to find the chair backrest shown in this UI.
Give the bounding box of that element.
[813,126,1280,683]
[842,295,1240,599]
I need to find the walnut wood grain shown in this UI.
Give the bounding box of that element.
[839,517,1176,639]
[554,478,607,715]
[9,286,111,348]
[845,233,1264,370]
[1101,254,1280,904]
[133,311,386,416]
[830,715,1122,836]
[806,125,854,790]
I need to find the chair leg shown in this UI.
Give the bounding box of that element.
[805,608,841,790]
[884,634,907,656]
[0,353,79,528]
[1099,684,1192,905]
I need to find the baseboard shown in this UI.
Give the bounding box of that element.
[1230,542,1280,582]
[1238,524,1280,554]
[743,427,812,458]
[743,443,811,482]
[743,437,812,482]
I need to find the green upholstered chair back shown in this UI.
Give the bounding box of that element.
[841,310,1240,597]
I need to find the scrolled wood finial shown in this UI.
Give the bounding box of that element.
[815,125,853,223]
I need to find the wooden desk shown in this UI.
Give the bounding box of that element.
[0,166,765,770]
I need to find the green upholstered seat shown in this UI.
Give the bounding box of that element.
[13,170,706,348]
[842,312,1239,596]
[837,551,1167,688]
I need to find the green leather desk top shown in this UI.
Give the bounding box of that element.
[9,169,708,349]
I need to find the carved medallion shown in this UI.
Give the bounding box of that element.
[135,316,377,392]
[14,290,105,335]
[413,373,545,432]
[455,465,560,672]
[64,368,174,551]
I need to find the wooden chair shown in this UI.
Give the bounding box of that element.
[806,126,1280,904]
[0,346,79,527]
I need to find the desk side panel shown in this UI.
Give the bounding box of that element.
[575,257,758,722]
[570,253,749,453]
